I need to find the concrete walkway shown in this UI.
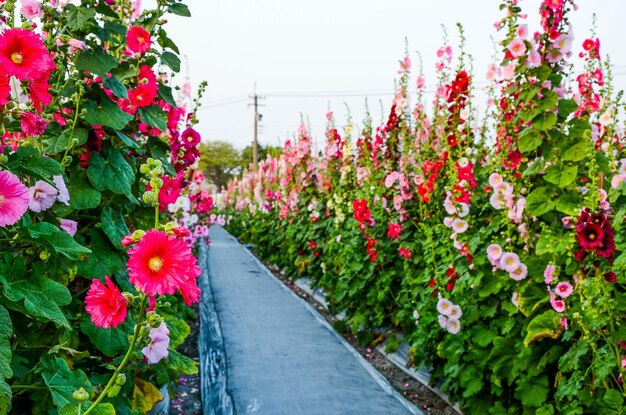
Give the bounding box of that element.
[202,226,421,415]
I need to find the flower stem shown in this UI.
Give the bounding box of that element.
[82,296,147,415]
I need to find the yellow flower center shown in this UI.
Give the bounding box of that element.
[11,52,23,64]
[148,257,163,272]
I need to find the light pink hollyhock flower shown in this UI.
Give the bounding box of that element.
[544,264,556,285]
[560,318,568,330]
[512,292,520,307]
[59,219,77,236]
[458,203,470,218]
[20,0,43,19]
[502,62,516,80]
[517,24,529,39]
[448,305,463,319]
[550,297,566,313]
[611,173,626,189]
[488,173,504,188]
[490,191,507,210]
[451,219,468,234]
[554,34,572,54]
[508,39,527,58]
[445,318,461,334]
[68,38,87,53]
[142,322,170,364]
[555,281,573,298]
[436,298,454,316]
[443,195,456,215]
[53,175,70,205]
[500,252,521,272]
[561,216,573,229]
[437,314,448,329]
[0,170,30,227]
[509,263,528,281]
[443,217,454,228]
[486,244,503,262]
[29,180,58,212]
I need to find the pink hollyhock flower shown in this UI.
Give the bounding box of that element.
[555,281,573,298]
[28,180,58,212]
[142,322,170,364]
[67,38,87,53]
[502,62,516,80]
[500,252,521,272]
[20,112,47,136]
[437,314,448,329]
[59,218,78,236]
[553,33,572,54]
[544,264,556,284]
[448,305,463,319]
[611,173,626,189]
[451,219,468,234]
[488,173,504,188]
[508,39,527,58]
[443,217,454,228]
[127,230,201,303]
[20,0,43,19]
[550,297,566,313]
[486,244,503,262]
[517,24,529,39]
[0,170,30,227]
[509,263,528,281]
[445,318,461,334]
[436,298,454,316]
[53,175,70,205]
[512,292,520,307]
[85,276,128,329]
[527,49,541,68]
[0,28,51,80]
[126,26,151,54]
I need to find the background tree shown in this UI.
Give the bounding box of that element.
[198,140,242,189]
[240,143,283,171]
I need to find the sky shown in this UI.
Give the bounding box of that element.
[160,0,626,151]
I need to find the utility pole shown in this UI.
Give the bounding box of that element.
[249,84,265,172]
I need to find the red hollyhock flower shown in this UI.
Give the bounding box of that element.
[127,230,201,303]
[503,150,523,170]
[604,271,617,283]
[576,223,604,250]
[387,223,402,241]
[128,85,157,108]
[353,199,371,223]
[127,26,152,54]
[85,276,128,329]
[0,28,51,80]
[29,70,54,112]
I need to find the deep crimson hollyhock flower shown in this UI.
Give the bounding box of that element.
[181,128,201,149]
[573,249,587,262]
[387,223,402,241]
[596,231,616,260]
[503,150,523,170]
[576,223,604,250]
[604,271,617,283]
[127,230,201,303]
[308,240,317,250]
[20,112,47,136]
[127,26,151,54]
[85,276,128,328]
[0,28,51,80]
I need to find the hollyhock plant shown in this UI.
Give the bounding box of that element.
[555,281,574,298]
[437,298,454,316]
[28,180,58,212]
[85,276,128,329]
[142,322,170,364]
[127,229,201,303]
[0,170,30,227]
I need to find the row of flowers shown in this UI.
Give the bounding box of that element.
[0,0,216,414]
[218,0,626,412]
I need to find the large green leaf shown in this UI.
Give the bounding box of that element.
[80,318,130,357]
[167,350,198,375]
[557,98,578,118]
[45,128,88,155]
[524,310,563,347]
[533,112,557,131]
[0,379,10,415]
[69,178,102,210]
[556,191,582,216]
[535,228,573,256]
[25,222,91,260]
[15,156,63,179]
[526,187,555,216]
[518,128,542,153]
[0,257,72,328]
[65,5,96,30]
[88,150,136,195]
[168,2,191,16]
[161,51,181,73]
[101,206,130,250]
[103,76,128,98]
[562,140,589,162]
[75,47,118,77]
[138,105,168,132]
[84,98,133,130]
[544,163,577,188]
[76,229,124,279]
[515,375,549,407]
[0,306,12,379]
[39,355,93,410]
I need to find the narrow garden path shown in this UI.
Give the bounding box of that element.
[200,226,422,415]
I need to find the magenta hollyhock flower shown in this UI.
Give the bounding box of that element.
[53,175,70,205]
[0,170,30,227]
[28,180,58,212]
[181,128,201,149]
[20,111,47,136]
[555,281,573,298]
[0,28,51,80]
[387,223,402,240]
[550,297,566,313]
[59,218,78,236]
[85,276,128,329]
[142,322,170,364]
[126,26,151,54]
[544,264,556,285]
[499,252,521,272]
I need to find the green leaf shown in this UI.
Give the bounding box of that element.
[163,315,190,348]
[518,284,550,317]
[562,141,589,162]
[0,306,12,379]
[519,128,543,153]
[523,157,545,177]
[101,206,129,250]
[0,257,72,328]
[84,99,133,130]
[66,5,96,30]
[161,51,181,72]
[526,187,555,216]
[69,178,102,210]
[533,112,557,131]
[103,76,128,98]
[75,47,118,77]
[158,84,177,107]
[556,191,582,216]
[600,389,624,412]
[0,379,11,415]
[25,222,91,260]
[569,118,591,139]
[158,28,180,54]
[168,3,191,16]
[139,105,168,132]
[545,163,577,188]
[535,228,573,256]
[80,317,130,357]
[524,310,563,347]
[17,156,63,178]
[88,150,136,195]
[558,99,578,118]
[38,355,92,410]
[515,375,549,407]
[167,350,198,375]
[76,229,124,280]
[115,130,140,149]
[61,402,116,415]
[45,128,88,155]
